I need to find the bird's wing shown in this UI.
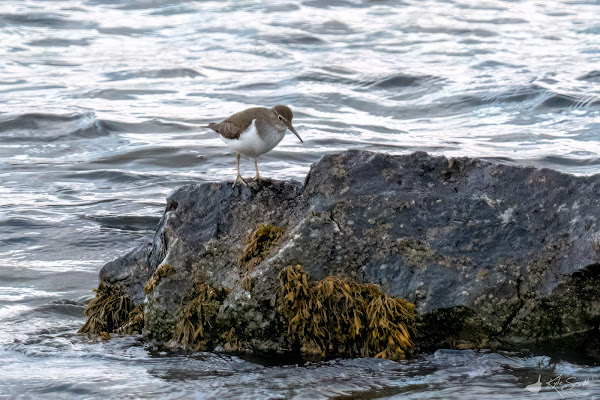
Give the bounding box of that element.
[208,107,265,139]
[208,122,249,139]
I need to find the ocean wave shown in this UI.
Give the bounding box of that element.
[296,70,443,90]
[537,155,600,167]
[438,85,600,111]
[0,216,54,229]
[471,85,545,105]
[104,68,204,81]
[455,17,528,25]
[27,38,91,47]
[260,34,325,45]
[536,92,600,110]
[303,0,379,9]
[96,26,154,36]
[0,13,95,29]
[81,214,161,231]
[74,89,177,100]
[0,112,109,142]
[100,119,197,133]
[33,301,84,318]
[298,20,353,35]
[59,170,152,183]
[91,147,205,168]
[295,71,361,85]
[362,73,444,89]
[406,25,498,37]
[577,71,600,82]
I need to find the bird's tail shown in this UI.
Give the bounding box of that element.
[198,125,211,129]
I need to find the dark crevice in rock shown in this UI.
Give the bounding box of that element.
[572,263,600,279]
[500,277,525,335]
[166,198,178,212]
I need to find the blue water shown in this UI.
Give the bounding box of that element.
[1,0,600,398]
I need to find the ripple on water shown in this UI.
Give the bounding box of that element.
[0,13,97,29]
[104,68,205,81]
[577,70,600,82]
[362,73,445,90]
[0,112,109,142]
[27,38,92,47]
[95,26,155,36]
[81,214,161,231]
[260,33,326,45]
[74,89,178,100]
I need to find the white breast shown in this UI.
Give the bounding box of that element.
[220,120,285,159]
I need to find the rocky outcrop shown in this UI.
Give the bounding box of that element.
[90,150,600,360]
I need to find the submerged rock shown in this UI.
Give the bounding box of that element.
[86,150,600,360]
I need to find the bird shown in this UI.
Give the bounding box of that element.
[207,105,303,187]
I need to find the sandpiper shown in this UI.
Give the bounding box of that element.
[208,105,303,187]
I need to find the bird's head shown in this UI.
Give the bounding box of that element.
[272,105,303,143]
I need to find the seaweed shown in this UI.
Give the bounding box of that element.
[116,304,145,335]
[365,294,415,359]
[241,275,252,291]
[172,284,229,350]
[78,283,134,335]
[277,265,416,360]
[144,264,176,294]
[238,224,283,271]
[221,327,244,352]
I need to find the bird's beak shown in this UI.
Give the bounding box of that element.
[285,121,303,143]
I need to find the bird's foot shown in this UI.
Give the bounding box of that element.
[232,174,248,188]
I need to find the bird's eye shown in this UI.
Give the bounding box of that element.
[278,115,283,121]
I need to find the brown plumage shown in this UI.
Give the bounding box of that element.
[208,106,294,140]
[206,105,302,187]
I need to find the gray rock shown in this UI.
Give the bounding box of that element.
[93,150,600,359]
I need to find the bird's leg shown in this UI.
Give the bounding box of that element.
[254,158,261,182]
[233,153,247,188]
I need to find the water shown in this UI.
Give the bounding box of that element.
[1,0,600,398]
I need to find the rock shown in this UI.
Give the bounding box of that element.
[84,150,600,360]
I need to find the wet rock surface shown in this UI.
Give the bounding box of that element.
[94,150,600,359]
